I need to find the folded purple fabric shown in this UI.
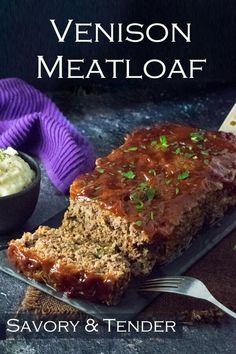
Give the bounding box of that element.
[0,78,96,193]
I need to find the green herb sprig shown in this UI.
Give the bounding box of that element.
[177,170,190,180]
[159,135,169,148]
[125,146,138,152]
[190,131,205,142]
[121,170,136,179]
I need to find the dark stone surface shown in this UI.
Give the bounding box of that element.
[0,85,236,353]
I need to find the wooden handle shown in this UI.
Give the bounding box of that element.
[219,103,236,133]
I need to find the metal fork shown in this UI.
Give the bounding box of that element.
[139,276,236,319]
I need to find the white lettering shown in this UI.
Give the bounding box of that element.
[7,319,20,333]
[21,321,32,332]
[118,23,123,42]
[44,321,57,333]
[75,23,92,42]
[95,23,114,42]
[172,23,191,42]
[154,321,165,332]
[103,318,116,332]
[58,321,69,333]
[141,321,153,332]
[126,23,144,43]
[69,321,80,332]
[85,59,105,78]
[190,59,207,78]
[168,59,187,78]
[50,19,73,42]
[126,59,142,79]
[144,59,166,79]
[166,320,176,332]
[146,23,168,42]
[68,59,85,78]
[105,59,124,78]
[37,55,63,78]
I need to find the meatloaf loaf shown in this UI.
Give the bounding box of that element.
[8,124,236,304]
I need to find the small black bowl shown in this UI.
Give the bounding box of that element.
[0,151,41,235]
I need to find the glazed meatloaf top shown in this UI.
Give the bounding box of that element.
[71,124,236,241]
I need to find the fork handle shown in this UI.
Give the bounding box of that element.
[207,295,236,319]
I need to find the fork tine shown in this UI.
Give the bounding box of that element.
[140,280,182,286]
[142,279,182,285]
[139,287,178,293]
[139,283,179,289]
[142,277,183,284]
[140,280,181,286]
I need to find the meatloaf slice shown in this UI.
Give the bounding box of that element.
[8,226,130,305]
[68,124,236,275]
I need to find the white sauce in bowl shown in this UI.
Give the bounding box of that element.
[0,147,35,197]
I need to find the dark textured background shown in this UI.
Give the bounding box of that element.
[0,1,236,353]
[0,0,235,90]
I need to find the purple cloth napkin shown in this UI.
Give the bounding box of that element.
[0,78,96,193]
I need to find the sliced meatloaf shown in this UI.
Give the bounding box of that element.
[8,124,236,304]
[8,226,130,305]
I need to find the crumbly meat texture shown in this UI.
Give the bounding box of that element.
[8,226,131,305]
[69,124,236,275]
[7,124,236,305]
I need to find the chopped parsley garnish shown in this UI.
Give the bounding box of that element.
[138,183,156,201]
[135,220,142,226]
[125,146,138,152]
[147,187,156,201]
[130,183,156,212]
[201,150,209,156]
[121,170,136,179]
[160,135,169,148]
[149,169,156,176]
[130,192,140,202]
[94,248,104,258]
[185,152,198,159]
[175,147,181,154]
[136,201,144,210]
[151,140,158,146]
[175,187,180,195]
[151,136,168,149]
[138,182,148,191]
[190,131,205,142]
[130,192,144,210]
[97,168,105,173]
[204,159,209,165]
[165,179,172,185]
[177,170,190,180]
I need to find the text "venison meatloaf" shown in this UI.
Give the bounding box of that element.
[8,124,236,305]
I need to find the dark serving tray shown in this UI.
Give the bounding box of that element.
[0,207,236,321]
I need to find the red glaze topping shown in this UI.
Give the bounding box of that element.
[7,242,118,304]
[71,124,236,239]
